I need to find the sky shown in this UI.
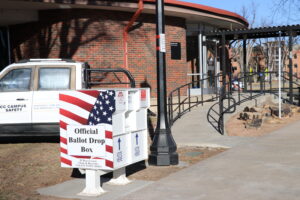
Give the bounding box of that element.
[183,0,294,27]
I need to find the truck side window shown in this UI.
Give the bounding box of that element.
[0,68,32,92]
[39,68,70,90]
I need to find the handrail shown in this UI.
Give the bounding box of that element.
[207,70,300,134]
[168,69,300,133]
[84,68,136,88]
[168,73,222,126]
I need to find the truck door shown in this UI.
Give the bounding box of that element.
[0,67,33,127]
[32,66,75,130]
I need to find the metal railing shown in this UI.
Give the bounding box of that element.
[207,72,263,134]
[207,71,300,134]
[167,69,300,134]
[207,87,236,134]
[84,68,136,88]
[168,74,222,126]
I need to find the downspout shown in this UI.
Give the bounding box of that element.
[123,0,144,76]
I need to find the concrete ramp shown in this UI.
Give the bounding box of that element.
[171,94,274,148]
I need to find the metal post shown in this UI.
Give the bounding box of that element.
[260,73,263,94]
[298,87,300,106]
[269,71,272,93]
[221,34,226,93]
[250,76,253,99]
[278,31,282,119]
[149,0,178,166]
[216,40,221,90]
[238,78,241,105]
[219,86,224,134]
[203,35,208,89]
[188,84,191,111]
[178,89,181,115]
[264,74,266,94]
[201,77,204,105]
[170,94,173,126]
[219,34,226,134]
[214,40,218,92]
[198,32,203,87]
[243,37,247,91]
[288,33,293,103]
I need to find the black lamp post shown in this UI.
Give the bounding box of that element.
[148,0,179,166]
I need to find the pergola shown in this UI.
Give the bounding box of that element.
[205,24,300,103]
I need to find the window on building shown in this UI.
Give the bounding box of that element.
[294,64,298,68]
[171,42,181,60]
[294,54,297,59]
[0,68,32,92]
[38,68,70,90]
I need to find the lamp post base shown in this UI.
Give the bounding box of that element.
[148,128,179,166]
[149,152,178,166]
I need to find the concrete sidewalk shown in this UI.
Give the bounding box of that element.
[119,120,300,200]
[38,94,300,200]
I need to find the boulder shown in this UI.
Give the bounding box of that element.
[243,106,250,112]
[244,117,263,129]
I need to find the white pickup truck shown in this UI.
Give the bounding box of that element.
[0,59,135,136]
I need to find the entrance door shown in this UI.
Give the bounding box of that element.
[206,40,219,92]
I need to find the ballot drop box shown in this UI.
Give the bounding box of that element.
[59,88,150,171]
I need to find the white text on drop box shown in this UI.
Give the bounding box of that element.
[67,125,106,157]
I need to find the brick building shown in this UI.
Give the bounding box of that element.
[0,0,248,96]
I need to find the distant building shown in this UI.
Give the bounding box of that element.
[230,41,300,79]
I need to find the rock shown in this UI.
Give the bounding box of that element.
[270,107,279,117]
[238,113,243,120]
[282,107,291,116]
[269,104,292,118]
[244,117,262,129]
[239,112,250,120]
[243,106,250,112]
[270,106,281,117]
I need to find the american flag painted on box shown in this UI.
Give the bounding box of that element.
[59,90,115,170]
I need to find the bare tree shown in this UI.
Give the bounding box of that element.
[230,1,258,74]
[273,0,300,23]
[239,1,257,28]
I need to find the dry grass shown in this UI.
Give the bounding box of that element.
[0,139,225,200]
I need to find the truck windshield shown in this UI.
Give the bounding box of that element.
[0,68,31,92]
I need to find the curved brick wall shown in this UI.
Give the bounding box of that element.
[10,9,188,97]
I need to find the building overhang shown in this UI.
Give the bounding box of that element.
[206,24,300,40]
[0,0,248,29]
